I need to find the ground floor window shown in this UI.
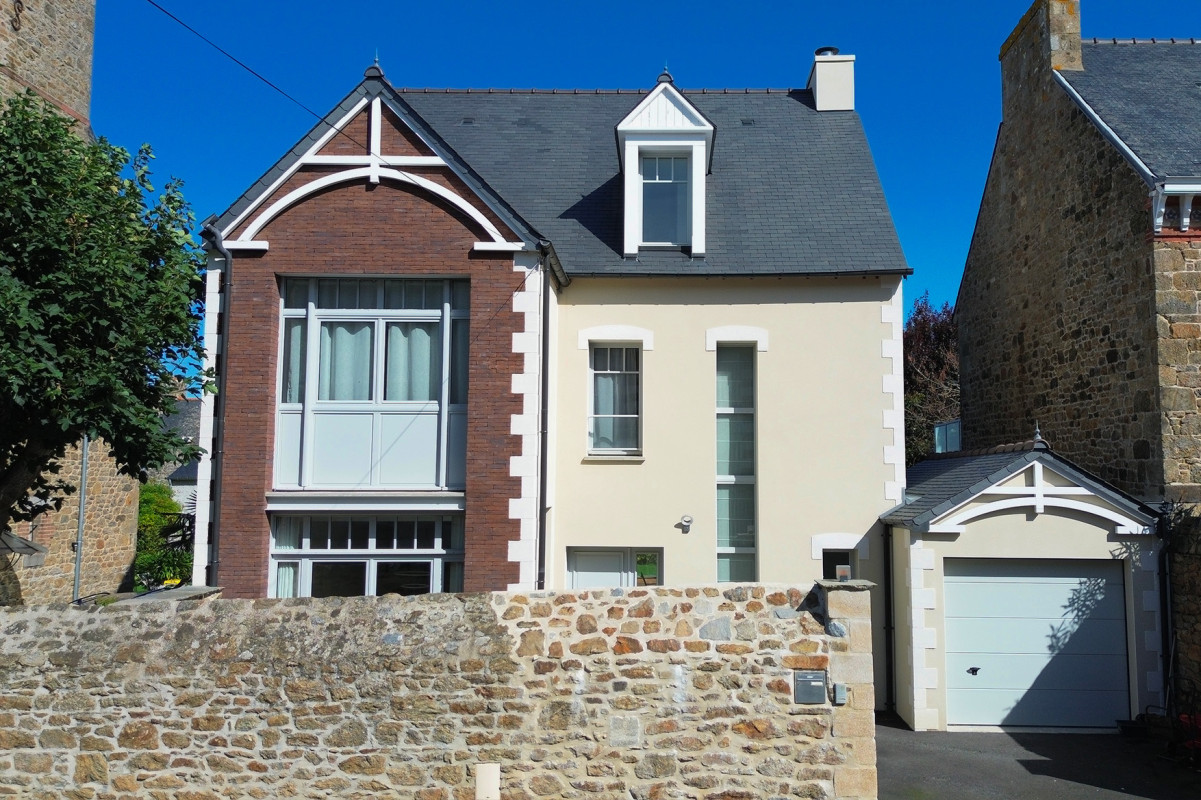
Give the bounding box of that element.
[822,549,855,581]
[270,514,464,598]
[567,548,662,589]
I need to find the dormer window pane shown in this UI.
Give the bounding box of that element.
[642,156,690,245]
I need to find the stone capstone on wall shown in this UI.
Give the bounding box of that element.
[0,583,877,799]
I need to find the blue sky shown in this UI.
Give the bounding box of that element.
[93,1,1188,311]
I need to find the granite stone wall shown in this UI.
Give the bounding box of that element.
[0,0,94,125]
[0,438,138,606]
[958,0,1161,498]
[1174,552,1201,693]
[1153,239,1201,503]
[0,582,877,799]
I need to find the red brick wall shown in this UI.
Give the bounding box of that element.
[215,177,525,597]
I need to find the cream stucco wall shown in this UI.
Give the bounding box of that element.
[546,274,902,700]
[894,483,1162,730]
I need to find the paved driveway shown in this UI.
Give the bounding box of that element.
[877,716,1201,800]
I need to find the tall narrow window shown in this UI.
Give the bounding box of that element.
[590,345,640,453]
[642,156,690,245]
[716,346,756,581]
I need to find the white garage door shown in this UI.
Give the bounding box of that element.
[945,558,1129,727]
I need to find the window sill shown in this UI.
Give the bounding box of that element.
[582,455,645,464]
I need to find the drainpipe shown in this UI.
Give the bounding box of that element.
[535,244,552,590]
[200,221,231,587]
[882,523,896,713]
[1158,504,1176,712]
[71,433,90,602]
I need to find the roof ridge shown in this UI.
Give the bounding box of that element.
[392,87,803,95]
[1086,37,1201,45]
[923,439,1048,460]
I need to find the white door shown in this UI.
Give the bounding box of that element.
[944,558,1129,727]
[569,550,628,589]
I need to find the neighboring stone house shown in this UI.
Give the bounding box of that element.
[196,52,910,702]
[0,0,93,128]
[0,0,139,605]
[958,0,1201,694]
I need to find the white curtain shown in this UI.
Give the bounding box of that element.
[282,320,305,403]
[385,322,441,401]
[319,322,372,400]
[274,517,301,550]
[275,563,298,598]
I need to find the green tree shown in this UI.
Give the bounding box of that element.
[904,292,959,465]
[134,481,191,589]
[0,93,207,533]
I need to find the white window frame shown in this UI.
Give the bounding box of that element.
[587,342,643,456]
[716,345,757,581]
[276,277,469,490]
[268,514,464,598]
[639,153,691,246]
[566,547,664,589]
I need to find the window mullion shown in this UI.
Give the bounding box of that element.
[437,281,452,489]
[300,280,319,487]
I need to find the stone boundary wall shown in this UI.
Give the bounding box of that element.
[0,582,876,800]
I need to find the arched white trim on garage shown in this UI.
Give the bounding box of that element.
[926,462,1154,536]
[232,167,510,245]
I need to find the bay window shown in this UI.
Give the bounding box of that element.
[276,278,468,489]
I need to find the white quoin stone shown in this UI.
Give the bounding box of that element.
[807,53,855,112]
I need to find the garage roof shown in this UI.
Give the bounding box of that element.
[881,439,1158,532]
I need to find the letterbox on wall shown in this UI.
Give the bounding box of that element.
[793,670,827,704]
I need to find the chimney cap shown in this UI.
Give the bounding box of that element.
[814,46,840,57]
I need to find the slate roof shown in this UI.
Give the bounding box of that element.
[149,399,202,485]
[214,71,910,280]
[1060,41,1201,181]
[880,441,1157,531]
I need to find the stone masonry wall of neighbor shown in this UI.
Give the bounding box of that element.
[0,0,93,125]
[1159,239,1201,690]
[0,582,877,800]
[0,438,138,606]
[1174,551,1201,692]
[958,0,1163,499]
[1153,239,1201,502]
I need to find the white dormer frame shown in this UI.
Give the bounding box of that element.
[616,81,714,257]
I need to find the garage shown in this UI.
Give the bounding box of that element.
[881,440,1161,731]
[944,558,1128,727]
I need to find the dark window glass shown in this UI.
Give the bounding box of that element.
[311,562,366,597]
[376,562,432,596]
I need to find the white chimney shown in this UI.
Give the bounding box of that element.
[807,47,855,111]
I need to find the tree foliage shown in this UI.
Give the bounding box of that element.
[904,292,959,466]
[0,93,207,533]
[134,481,191,590]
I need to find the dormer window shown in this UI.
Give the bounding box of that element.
[616,73,714,257]
[642,155,690,245]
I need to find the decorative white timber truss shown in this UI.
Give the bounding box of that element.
[220,95,524,253]
[926,460,1155,535]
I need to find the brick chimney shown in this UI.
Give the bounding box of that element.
[999,0,1083,117]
